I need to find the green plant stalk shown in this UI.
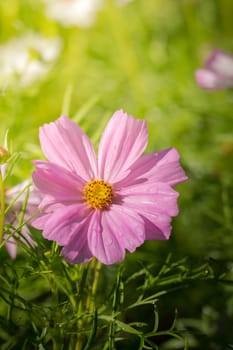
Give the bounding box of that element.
[75,259,102,350]
[75,264,90,350]
[87,259,102,313]
[0,172,5,242]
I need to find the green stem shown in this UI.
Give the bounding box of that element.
[92,260,102,298]
[0,172,5,242]
[75,259,102,350]
[86,258,102,313]
[75,264,90,350]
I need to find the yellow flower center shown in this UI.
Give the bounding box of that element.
[83,179,113,209]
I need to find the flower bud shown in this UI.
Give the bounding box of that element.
[0,146,10,164]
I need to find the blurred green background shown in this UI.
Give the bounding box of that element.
[0,0,232,349]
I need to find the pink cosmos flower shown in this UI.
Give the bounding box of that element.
[4,181,41,259]
[195,49,233,90]
[32,111,187,265]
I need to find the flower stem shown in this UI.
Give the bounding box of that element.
[86,258,102,313]
[75,259,102,350]
[0,172,5,242]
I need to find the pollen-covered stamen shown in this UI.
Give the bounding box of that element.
[83,179,113,209]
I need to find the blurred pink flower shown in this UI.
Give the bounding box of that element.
[32,111,187,265]
[195,49,233,90]
[4,181,41,259]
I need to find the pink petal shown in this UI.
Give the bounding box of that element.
[195,69,233,90]
[33,161,85,203]
[5,180,31,198]
[102,204,145,252]
[116,148,187,188]
[39,115,97,181]
[31,212,51,230]
[98,110,148,183]
[119,202,173,240]
[205,49,233,78]
[39,204,91,246]
[5,238,17,259]
[3,225,34,259]
[142,214,172,240]
[37,196,69,213]
[118,182,179,240]
[87,205,145,264]
[87,210,125,265]
[61,214,93,264]
[119,182,179,217]
[5,181,42,223]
